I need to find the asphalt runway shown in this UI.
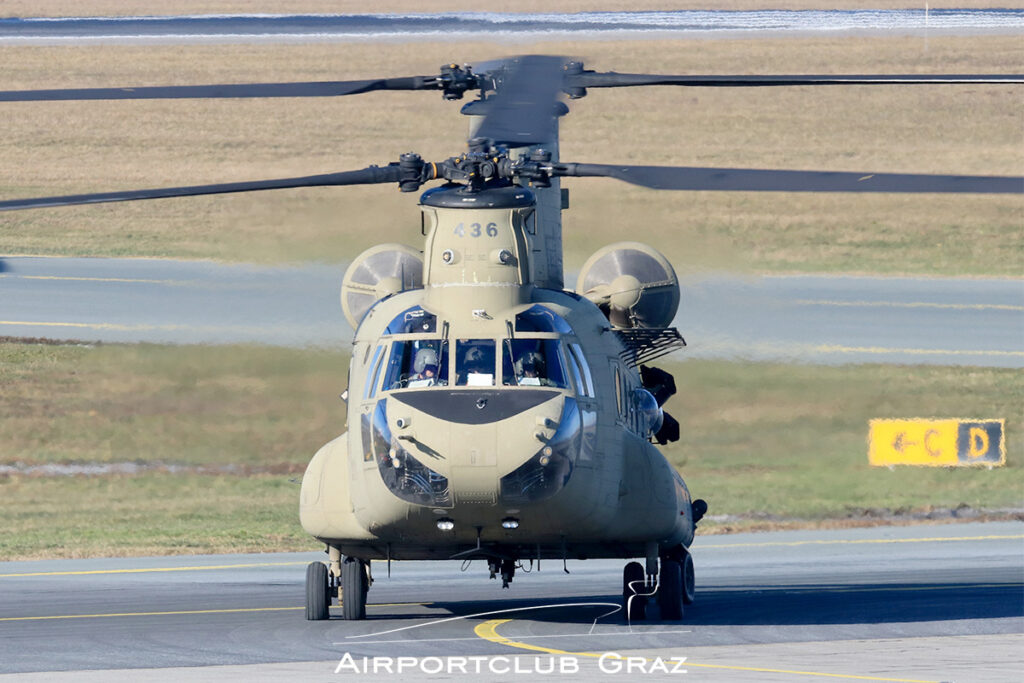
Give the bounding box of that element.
[2,256,1022,367]
[2,11,1020,46]
[1,522,1021,682]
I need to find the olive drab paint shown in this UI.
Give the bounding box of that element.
[300,107,697,574]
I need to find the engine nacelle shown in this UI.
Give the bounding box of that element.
[340,243,423,328]
[577,242,679,329]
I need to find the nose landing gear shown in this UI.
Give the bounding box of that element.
[487,557,517,588]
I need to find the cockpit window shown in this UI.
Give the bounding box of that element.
[382,339,449,390]
[514,305,572,334]
[363,344,385,400]
[384,306,437,335]
[502,339,569,388]
[567,343,594,397]
[456,339,496,386]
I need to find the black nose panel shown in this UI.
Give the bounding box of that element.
[392,389,559,425]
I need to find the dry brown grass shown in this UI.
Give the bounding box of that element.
[5,2,1016,18]
[1,35,1021,274]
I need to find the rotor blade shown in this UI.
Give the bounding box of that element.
[0,77,437,102]
[473,55,567,146]
[555,164,1024,194]
[565,72,1024,90]
[0,165,403,211]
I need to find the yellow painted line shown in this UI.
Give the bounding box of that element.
[796,583,1017,595]
[0,561,308,578]
[698,534,1024,550]
[0,606,302,622]
[474,619,937,683]
[796,299,1024,312]
[15,275,176,285]
[812,344,1024,358]
[0,602,426,622]
[0,320,188,331]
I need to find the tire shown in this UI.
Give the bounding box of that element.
[622,561,647,622]
[341,557,367,621]
[305,561,329,621]
[682,552,696,605]
[658,558,684,621]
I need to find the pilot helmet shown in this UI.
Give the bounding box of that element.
[413,347,439,373]
[517,351,545,375]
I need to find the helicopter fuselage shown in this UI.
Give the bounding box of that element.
[300,183,696,561]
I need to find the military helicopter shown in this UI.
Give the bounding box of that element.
[1,56,1021,624]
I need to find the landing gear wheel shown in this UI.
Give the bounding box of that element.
[657,559,684,621]
[341,557,368,620]
[682,552,695,605]
[305,561,329,621]
[622,561,647,621]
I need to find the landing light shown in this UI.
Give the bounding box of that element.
[436,518,455,531]
[501,517,520,530]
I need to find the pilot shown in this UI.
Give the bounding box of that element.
[409,348,440,387]
[460,345,493,386]
[516,351,548,386]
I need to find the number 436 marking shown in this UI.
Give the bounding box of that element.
[454,222,499,237]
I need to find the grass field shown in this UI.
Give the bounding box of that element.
[1,8,1020,561]
[2,341,1020,560]
[2,35,1021,275]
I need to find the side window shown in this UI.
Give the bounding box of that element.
[363,345,385,400]
[566,345,585,397]
[567,343,594,398]
[456,339,496,386]
[626,381,641,434]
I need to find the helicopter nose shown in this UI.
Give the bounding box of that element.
[387,388,567,506]
[389,388,560,425]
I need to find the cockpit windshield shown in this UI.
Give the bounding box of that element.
[382,339,449,389]
[456,339,496,386]
[502,339,569,388]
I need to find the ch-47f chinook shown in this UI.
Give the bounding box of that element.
[1,55,1021,623]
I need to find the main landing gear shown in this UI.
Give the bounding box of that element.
[305,548,370,620]
[622,545,695,622]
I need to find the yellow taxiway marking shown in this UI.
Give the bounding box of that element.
[0,603,426,622]
[0,561,308,578]
[474,619,938,683]
[9,275,178,285]
[811,344,1024,357]
[0,607,303,622]
[785,583,1017,595]
[698,534,1024,550]
[796,299,1024,312]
